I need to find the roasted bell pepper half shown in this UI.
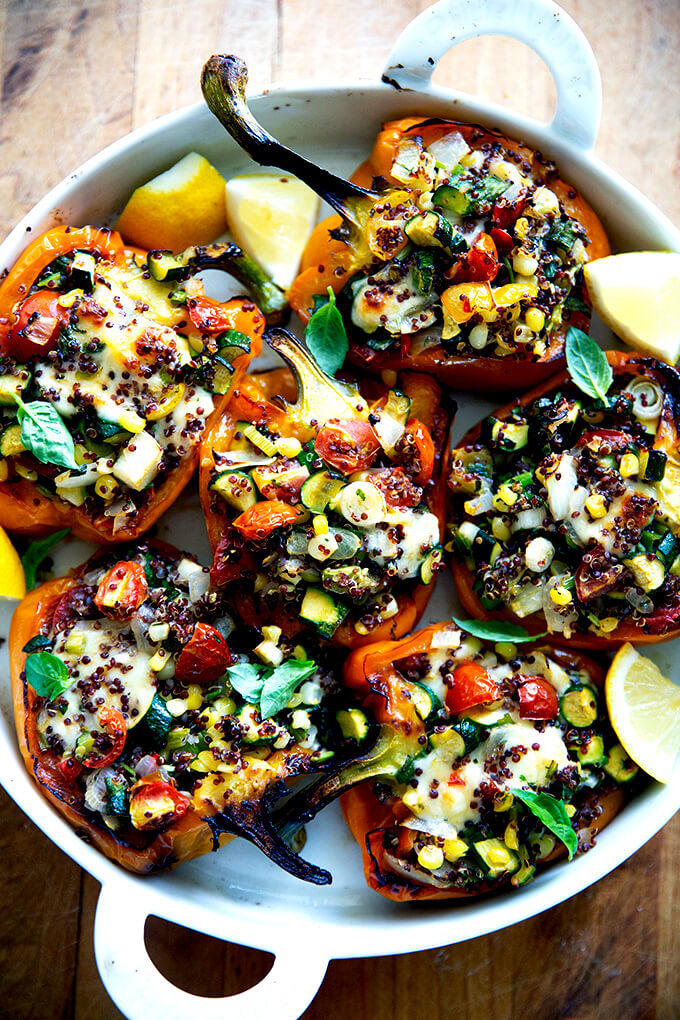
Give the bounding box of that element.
[290,116,610,392]
[9,540,373,879]
[276,622,630,902]
[448,351,680,648]
[199,328,450,648]
[0,226,267,543]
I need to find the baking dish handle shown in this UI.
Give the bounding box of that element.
[383,0,601,151]
[93,884,329,1020]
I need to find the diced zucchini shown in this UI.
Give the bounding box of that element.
[0,369,30,406]
[0,423,25,457]
[105,777,128,816]
[604,744,639,783]
[576,733,607,767]
[413,250,436,294]
[301,471,346,513]
[420,546,443,585]
[147,250,188,282]
[491,419,529,451]
[639,448,667,482]
[322,564,382,600]
[299,586,349,638]
[448,447,494,495]
[142,693,173,744]
[560,685,598,728]
[432,183,472,217]
[623,553,665,592]
[473,837,519,877]
[511,846,536,887]
[452,717,484,753]
[462,704,511,727]
[657,531,678,563]
[336,708,370,741]
[235,703,286,743]
[209,359,235,395]
[70,251,96,291]
[209,469,257,511]
[404,680,440,721]
[429,725,465,759]
[94,418,129,444]
[404,211,454,250]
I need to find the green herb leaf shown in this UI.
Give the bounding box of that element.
[260,659,316,719]
[305,287,348,377]
[512,789,578,860]
[14,396,78,470]
[25,651,71,702]
[227,661,266,703]
[565,327,612,403]
[452,617,546,643]
[22,634,53,654]
[20,528,70,591]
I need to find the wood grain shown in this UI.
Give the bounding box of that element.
[0,1,678,1018]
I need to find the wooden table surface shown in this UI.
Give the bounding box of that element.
[1,2,679,1018]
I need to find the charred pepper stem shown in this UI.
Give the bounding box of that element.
[200,54,377,227]
[147,242,287,323]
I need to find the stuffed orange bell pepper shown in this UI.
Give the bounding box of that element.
[10,539,371,879]
[199,327,450,648]
[280,622,631,901]
[290,116,610,392]
[0,227,283,542]
[448,351,680,648]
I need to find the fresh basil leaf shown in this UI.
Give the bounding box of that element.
[259,659,317,719]
[227,661,266,703]
[452,616,546,643]
[25,651,71,702]
[513,789,578,860]
[305,287,348,377]
[14,396,78,470]
[20,528,70,590]
[565,327,612,403]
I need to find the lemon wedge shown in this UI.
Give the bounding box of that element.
[606,642,680,782]
[117,152,227,252]
[0,525,26,599]
[584,251,680,364]
[225,174,320,289]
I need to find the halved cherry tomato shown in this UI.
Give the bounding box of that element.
[232,500,304,542]
[490,227,513,253]
[82,706,127,769]
[366,466,422,508]
[129,774,191,831]
[10,290,69,360]
[95,561,148,620]
[451,233,499,283]
[399,418,435,486]
[445,661,501,715]
[492,192,527,229]
[576,429,630,452]
[517,677,559,720]
[187,295,254,334]
[175,621,233,684]
[56,756,83,784]
[314,419,381,475]
[447,771,466,787]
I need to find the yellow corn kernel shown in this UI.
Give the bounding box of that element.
[118,410,146,434]
[166,698,187,717]
[313,514,329,536]
[504,820,520,851]
[491,516,511,542]
[551,585,573,606]
[185,684,203,711]
[286,692,304,709]
[293,644,308,661]
[619,453,640,478]
[565,804,577,818]
[64,632,86,655]
[275,436,302,458]
[148,649,168,672]
[57,289,83,309]
[0,459,8,483]
[94,475,119,500]
[402,790,421,810]
[597,617,620,634]
[494,790,514,812]
[443,838,468,863]
[381,369,398,387]
[417,845,444,871]
[514,217,529,240]
[15,463,38,481]
[190,749,227,772]
[525,307,545,333]
[253,572,269,593]
[261,625,282,644]
[585,493,607,519]
[533,340,547,358]
[354,620,370,635]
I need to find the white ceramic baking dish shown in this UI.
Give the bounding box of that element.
[1,1,679,1017]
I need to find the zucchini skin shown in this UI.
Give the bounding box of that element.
[449,352,680,649]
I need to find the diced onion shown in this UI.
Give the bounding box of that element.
[426,131,470,171]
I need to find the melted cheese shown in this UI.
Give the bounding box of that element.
[36,620,156,752]
[364,509,440,579]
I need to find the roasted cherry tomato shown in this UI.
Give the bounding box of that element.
[175,621,233,684]
[445,661,501,715]
[492,192,527,229]
[232,500,304,542]
[10,290,69,360]
[490,227,513,253]
[314,419,381,475]
[94,561,149,619]
[517,677,559,720]
[129,774,191,831]
[452,233,500,283]
[82,707,127,769]
[399,418,435,486]
[56,756,83,784]
[576,429,631,452]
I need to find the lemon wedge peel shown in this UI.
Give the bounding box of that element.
[225,173,320,290]
[584,251,680,365]
[0,525,26,599]
[606,642,680,783]
[117,152,228,253]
